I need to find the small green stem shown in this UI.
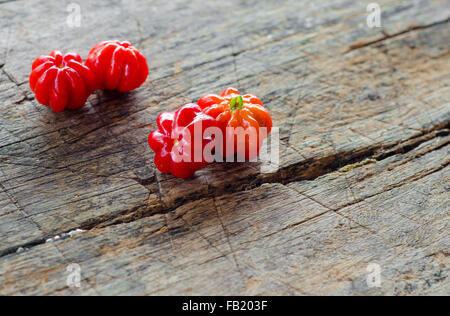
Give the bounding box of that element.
[229,96,243,111]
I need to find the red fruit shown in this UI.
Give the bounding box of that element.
[148,104,218,179]
[29,50,95,112]
[198,87,272,160]
[85,40,149,92]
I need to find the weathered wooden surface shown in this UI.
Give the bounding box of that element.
[0,0,449,295]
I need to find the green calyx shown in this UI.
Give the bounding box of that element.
[229,96,244,111]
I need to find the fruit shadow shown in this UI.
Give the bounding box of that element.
[35,89,153,179]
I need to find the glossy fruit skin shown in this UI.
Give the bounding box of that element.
[198,87,272,160]
[85,40,149,92]
[148,103,217,179]
[29,50,95,112]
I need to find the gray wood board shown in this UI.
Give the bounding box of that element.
[0,0,449,295]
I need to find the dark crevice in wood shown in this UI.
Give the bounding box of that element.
[332,159,449,215]
[371,126,450,162]
[0,238,47,258]
[275,124,449,187]
[345,17,450,53]
[78,122,450,224]
[1,68,20,87]
[1,121,448,259]
[0,0,18,4]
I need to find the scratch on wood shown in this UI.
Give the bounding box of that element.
[344,17,450,53]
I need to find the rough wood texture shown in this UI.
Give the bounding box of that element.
[0,0,449,295]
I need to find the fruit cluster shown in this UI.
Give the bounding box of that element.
[149,88,273,178]
[29,42,272,179]
[30,41,148,112]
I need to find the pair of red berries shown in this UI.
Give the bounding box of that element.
[29,41,149,112]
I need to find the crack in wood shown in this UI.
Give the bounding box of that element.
[1,122,448,259]
[345,17,450,53]
[1,68,20,86]
[0,0,19,5]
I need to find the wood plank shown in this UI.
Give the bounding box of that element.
[0,0,448,251]
[0,136,447,295]
[0,0,449,295]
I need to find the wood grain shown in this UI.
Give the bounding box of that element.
[0,136,448,295]
[0,0,449,295]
